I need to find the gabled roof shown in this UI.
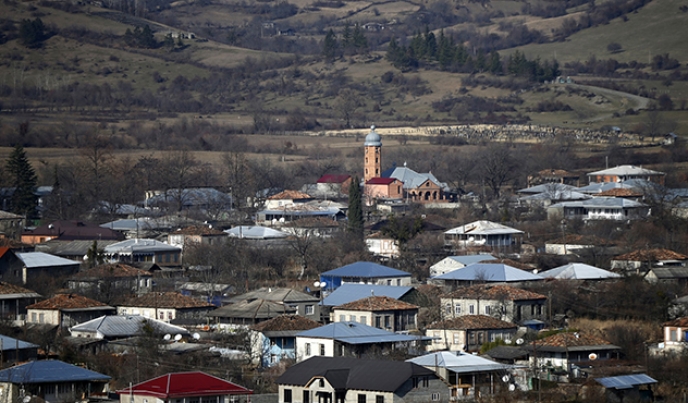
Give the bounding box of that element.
[121,292,214,309]
[549,197,647,209]
[540,263,621,280]
[434,263,543,282]
[16,252,80,268]
[69,315,189,338]
[613,248,688,262]
[267,190,312,200]
[577,182,635,195]
[383,166,443,189]
[69,263,152,280]
[297,321,429,344]
[0,282,41,299]
[38,239,120,257]
[427,315,517,331]
[335,296,418,311]
[597,188,642,197]
[0,334,38,351]
[251,315,321,332]
[321,262,411,279]
[663,317,688,327]
[588,165,664,177]
[104,239,180,255]
[596,374,657,390]
[227,287,318,304]
[321,284,414,307]
[444,221,523,236]
[443,284,546,301]
[0,360,110,383]
[117,372,252,398]
[647,267,688,279]
[27,294,113,311]
[224,226,289,239]
[317,174,351,184]
[276,356,434,392]
[517,183,580,194]
[432,255,496,267]
[407,351,519,374]
[22,220,124,241]
[207,299,295,320]
[545,234,615,246]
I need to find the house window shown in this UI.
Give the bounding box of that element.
[350,315,356,322]
[306,343,311,356]
[122,309,127,314]
[445,304,452,314]
[31,313,36,322]
[454,305,461,315]
[320,344,325,355]
[44,385,55,395]
[422,377,429,387]
[319,379,324,388]
[167,312,173,320]
[433,331,440,343]
[303,391,310,403]
[358,394,366,403]
[453,332,460,345]
[340,315,346,322]
[376,396,384,403]
[39,313,44,324]
[431,393,440,401]
[484,306,491,315]
[469,305,475,314]
[360,316,367,325]
[384,316,391,329]
[387,279,392,285]
[159,311,165,320]
[670,329,678,341]
[305,305,314,315]
[284,389,292,403]
[375,316,381,328]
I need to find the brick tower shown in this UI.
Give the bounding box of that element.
[363,125,382,182]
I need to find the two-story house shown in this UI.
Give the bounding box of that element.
[332,296,418,332]
[425,315,518,353]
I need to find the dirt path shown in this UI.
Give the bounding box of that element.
[566,83,652,123]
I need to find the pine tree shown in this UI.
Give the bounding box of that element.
[322,29,338,62]
[352,24,368,53]
[86,240,105,268]
[488,50,502,74]
[341,23,352,52]
[6,144,37,218]
[347,177,364,240]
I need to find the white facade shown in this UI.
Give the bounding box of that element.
[117,306,178,322]
[295,337,333,362]
[26,309,60,326]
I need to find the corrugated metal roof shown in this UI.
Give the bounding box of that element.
[517,183,580,194]
[117,372,252,398]
[321,284,413,307]
[550,197,647,209]
[224,226,289,239]
[0,334,39,350]
[596,374,657,390]
[321,262,411,279]
[227,287,318,304]
[104,239,180,254]
[444,221,523,236]
[541,263,621,280]
[16,252,80,268]
[407,351,520,374]
[0,360,110,383]
[434,263,543,282]
[384,167,443,189]
[588,165,664,177]
[297,321,430,344]
[70,315,189,338]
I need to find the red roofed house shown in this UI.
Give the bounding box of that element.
[661,317,688,354]
[530,331,621,375]
[265,190,314,210]
[26,293,115,328]
[21,220,124,245]
[0,281,41,322]
[168,225,228,250]
[332,296,418,332]
[364,177,403,205]
[117,372,253,403]
[65,263,154,300]
[316,174,352,194]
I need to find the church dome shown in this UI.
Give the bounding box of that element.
[364,125,381,147]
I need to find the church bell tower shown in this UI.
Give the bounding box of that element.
[363,125,381,183]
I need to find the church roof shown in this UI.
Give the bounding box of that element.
[364,126,381,146]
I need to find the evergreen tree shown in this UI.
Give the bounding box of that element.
[19,18,46,48]
[341,23,352,52]
[347,177,364,240]
[322,29,338,62]
[488,50,502,74]
[352,24,368,52]
[139,25,157,48]
[6,144,37,218]
[86,240,105,268]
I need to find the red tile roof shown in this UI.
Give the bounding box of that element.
[0,247,10,259]
[317,174,351,184]
[335,296,418,311]
[70,263,152,279]
[121,292,214,309]
[597,188,642,197]
[664,317,688,327]
[547,234,616,246]
[427,315,517,330]
[614,248,688,262]
[27,293,110,310]
[0,282,39,296]
[533,331,613,348]
[366,178,396,185]
[536,169,579,178]
[251,315,321,332]
[117,372,253,399]
[22,220,124,241]
[443,285,546,301]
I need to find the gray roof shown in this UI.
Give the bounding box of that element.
[577,182,634,194]
[37,240,119,257]
[442,255,497,266]
[596,374,657,390]
[549,197,647,209]
[0,360,111,383]
[297,321,431,344]
[227,287,318,304]
[540,263,621,280]
[321,284,413,307]
[445,221,523,236]
[517,183,580,194]
[224,226,289,239]
[647,267,688,279]
[482,346,529,361]
[519,190,590,201]
[434,263,543,282]
[407,351,521,374]
[276,356,435,392]
[0,334,39,351]
[321,262,411,279]
[16,252,80,269]
[208,299,295,320]
[104,239,180,255]
[588,165,664,177]
[145,188,231,207]
[364,126,382,147]
[69,315,189,338]
[385,166,443,189]
[100,216,202,232]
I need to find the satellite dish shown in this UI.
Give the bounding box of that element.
[163,334,171,341]
[588,353,598,361]
[516,338,524,345]
[174,334,183,341]
[502,375,510,383]
[313,281,324,288]
[504,339,512,345]
[23,396,31,403]
[508,384,516,392]
[192,333,201,340]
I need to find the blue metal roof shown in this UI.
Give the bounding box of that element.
[407,351,521,374]
[0,360,111,383]
[16,252,80,269]
[0,334,38,351]
[321,284,413,307]
[321,262,411,279]
[297,322,430,344]
[596,374,657,390]
[434,263,543,282]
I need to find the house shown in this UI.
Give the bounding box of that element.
[35,239,120,262]
[276,356,448,403]
[69,315,189,340]
[282,216,343,239]
[432,263,543,287]
[295,321,431,362]
[319,261,412,291]
[26,293,115,328]
[440,284,548,325]
[544,234,618,256]
[21,220,124,245]
[321,284,421,308]
[167,225,227,249]
[443,221,523,253]
[0,282,41,322]
[596,374,656,403]
[100,216,203,239]
[530,331,621,375]
[117,372,252,403]
[364,177,404,204]
[587,165,665,185]
[517,185,591,207]
[539,263,621,281]
[144,187,232,213]
[0,210,24,240]
[265,190,314,210]
[65,263,153,298]
[227,287,321,323]
[15,252,81,285]
[527,169,581,187]
[425,316,517,353]
[255,204,346,227]
[0,360,111,403]
[178,282,234,307]
[365,232,400,259]
[0,334,38,363]
[332,296,418,332]
[611,248,688,275]
[224,225,289,240]
[645,267,688,286]
[103,239,182,267]
[207,299,296,329]
[250,315,321,367]
[408,351,527,399]
[301,174,352,199]
[547,197,650,221]
[117,291,215,323]
[658,317,688,354]
[429,255,496,278]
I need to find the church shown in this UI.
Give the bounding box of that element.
[362,126,455,205]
